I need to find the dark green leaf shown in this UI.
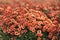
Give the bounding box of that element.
[42,9,50,14]
[17,30,37,40]
[57,14,60,22]
[57,34,60,40]
[0,11,2,15]
[41,31,50,40]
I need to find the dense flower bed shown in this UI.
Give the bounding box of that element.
[0,0,60,40]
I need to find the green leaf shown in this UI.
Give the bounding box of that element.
[57,34,60,40]
[0,29,12,40]
[16,30,37,40]
[16,37,20,40]
[41,31,50,40]
[0,11,2,15]
[58,14,60,21]
[42,9,50,14]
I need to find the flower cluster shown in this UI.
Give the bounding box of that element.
[0,0,60,40]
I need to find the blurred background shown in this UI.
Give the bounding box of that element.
[0,0,57,4]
